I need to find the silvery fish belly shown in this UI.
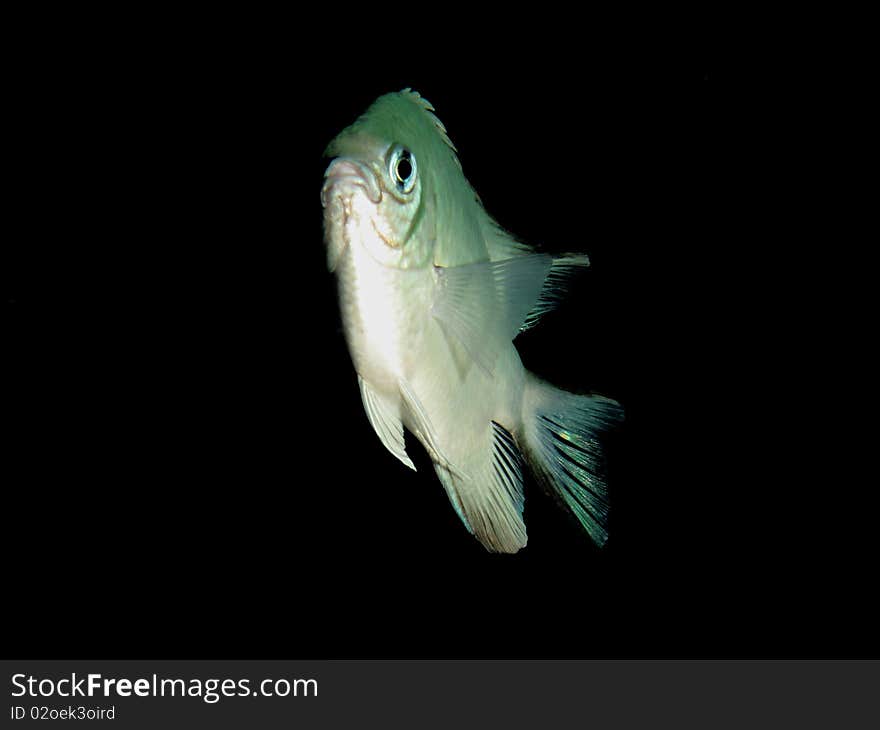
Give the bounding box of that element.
[320,89,623,553]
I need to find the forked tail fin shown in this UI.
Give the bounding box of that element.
[521,373,624,546]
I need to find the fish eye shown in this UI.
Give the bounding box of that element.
[389,146,417,194]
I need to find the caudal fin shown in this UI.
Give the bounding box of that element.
[521,374,623,546]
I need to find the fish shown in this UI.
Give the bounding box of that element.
[320,89,623,553]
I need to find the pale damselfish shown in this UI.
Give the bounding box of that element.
[321,89,623,553]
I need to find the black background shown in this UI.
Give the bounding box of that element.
[5,14,875,659]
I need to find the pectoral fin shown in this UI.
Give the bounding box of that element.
[359,375,415,471]
[431,255,553,375]
[520,254,590,332]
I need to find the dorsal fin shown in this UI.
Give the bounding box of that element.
[400,88,462,170]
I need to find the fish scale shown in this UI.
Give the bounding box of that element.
[338,234,435,391]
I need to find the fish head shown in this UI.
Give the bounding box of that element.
[321,90,464,271]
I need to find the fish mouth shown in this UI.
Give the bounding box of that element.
[321,157,382,207]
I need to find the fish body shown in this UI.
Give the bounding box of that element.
[321,90,622,553]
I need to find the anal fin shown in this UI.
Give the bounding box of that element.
[435,421,528,554]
